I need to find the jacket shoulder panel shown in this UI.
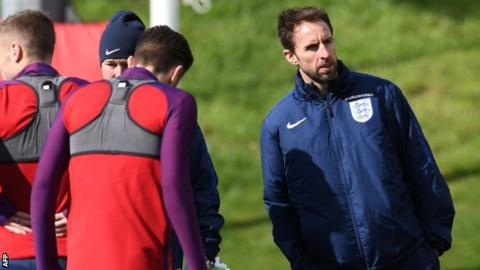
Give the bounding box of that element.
[263,92,298,130]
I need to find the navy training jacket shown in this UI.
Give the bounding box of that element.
[260,61,454,269]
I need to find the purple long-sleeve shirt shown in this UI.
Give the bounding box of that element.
[31,67,206,270]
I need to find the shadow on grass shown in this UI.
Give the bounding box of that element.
[445,267,480,270]
[444,166,480,182]
[222,166,480,231]
[395,0,480,19]
[223,215,270,230]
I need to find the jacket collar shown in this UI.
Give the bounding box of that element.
[119,67,158,81]
[14,62,59,79]
[294,60,352,101]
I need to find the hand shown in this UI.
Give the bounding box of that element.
[54,212,67,237]
[3,211,32,235]
[206,260,215,270]
[208,257,230,270]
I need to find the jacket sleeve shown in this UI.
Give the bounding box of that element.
[386,84,455,255]
[189,125,224,260]
[0,195,16,225]
[260,120,315,269]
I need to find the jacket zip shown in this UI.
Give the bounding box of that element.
[321,94,368,268]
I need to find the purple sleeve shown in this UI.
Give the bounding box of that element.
[31,107,70,270]
[161,91,206,270]
[0,196,16,225]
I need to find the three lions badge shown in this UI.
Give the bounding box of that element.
[349,98,373,123]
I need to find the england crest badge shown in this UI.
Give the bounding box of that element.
[349,98,373,123]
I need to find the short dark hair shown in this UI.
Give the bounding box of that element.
[0,10,55,60]
[134,25,194,74]
[277,7,333,52]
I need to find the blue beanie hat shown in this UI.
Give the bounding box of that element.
[99,10,146,64]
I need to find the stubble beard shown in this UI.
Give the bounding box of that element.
[313,71,338,84]
[305,63,338,85]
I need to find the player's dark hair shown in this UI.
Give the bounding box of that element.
[134,25,194,74]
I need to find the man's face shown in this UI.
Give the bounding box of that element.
[101,58,128,79]
[285,20,337,85]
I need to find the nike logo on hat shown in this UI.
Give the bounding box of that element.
[105,48,121,55]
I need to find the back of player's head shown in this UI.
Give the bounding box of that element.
[99,10,145,65]
[0,10,55,61]
[134,25,194,74]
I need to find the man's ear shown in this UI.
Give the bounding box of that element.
[127,55,136,68]
[168,65,185,87]
[283,49,299,66]
[10,42,23,63]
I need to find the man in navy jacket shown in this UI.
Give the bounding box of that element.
[260,7,454,270]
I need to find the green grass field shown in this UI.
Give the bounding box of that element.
[73,0,480,269]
